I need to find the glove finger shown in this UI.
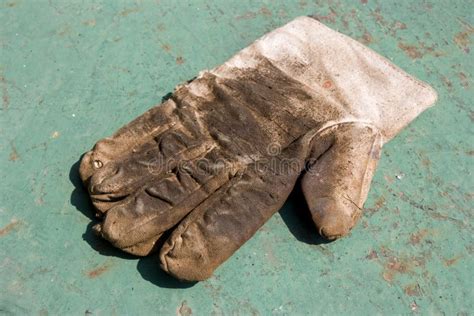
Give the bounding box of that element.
[159,157,302,282]
[95,148,236,256]
[82,97,211,214]
[80,99,179,184]
[88,129,213,213]
[301,122,382,240]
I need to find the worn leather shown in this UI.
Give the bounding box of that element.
[79,17,437,281]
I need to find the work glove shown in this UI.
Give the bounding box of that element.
[79,16,437,281]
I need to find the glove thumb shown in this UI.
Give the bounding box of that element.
[301,122,383,240]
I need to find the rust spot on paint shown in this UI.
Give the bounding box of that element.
[404,283,422,296]
[409,229,429,245]
[441,75,454,92]
[366,250,378,260]
[444,255,462,267]
[394,21,407,30]
[453,24,473,53]
[312,9,337,24]
[0,219,20,237]
[86,264,110,278]
[371,7,386,26]
[360,0,368,4]
[9,142,19,161]
[259,7,272,17]
[176,56,185,65]
[360,31,374,45]
[398,42,444,59]
[367,195,385,212]
[162,44,171,52]
[458,72,469,88]
[0,75,9,110]
[398,43,423,59]
[380,20,408,38]
[379,247,427,283]
[424,46,445,57]
[382,258,411,282]
[374,196,385,209]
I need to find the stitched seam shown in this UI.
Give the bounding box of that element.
[312,119,380,140]
[357,131,383,206]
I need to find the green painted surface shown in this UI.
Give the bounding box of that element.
[1,0,472,314]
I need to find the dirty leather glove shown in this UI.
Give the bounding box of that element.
[79,17,437,281]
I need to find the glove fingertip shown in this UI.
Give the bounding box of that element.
[310,196,360,240]
[159,232,212,282]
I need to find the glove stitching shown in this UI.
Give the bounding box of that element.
[358,130,383,206]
